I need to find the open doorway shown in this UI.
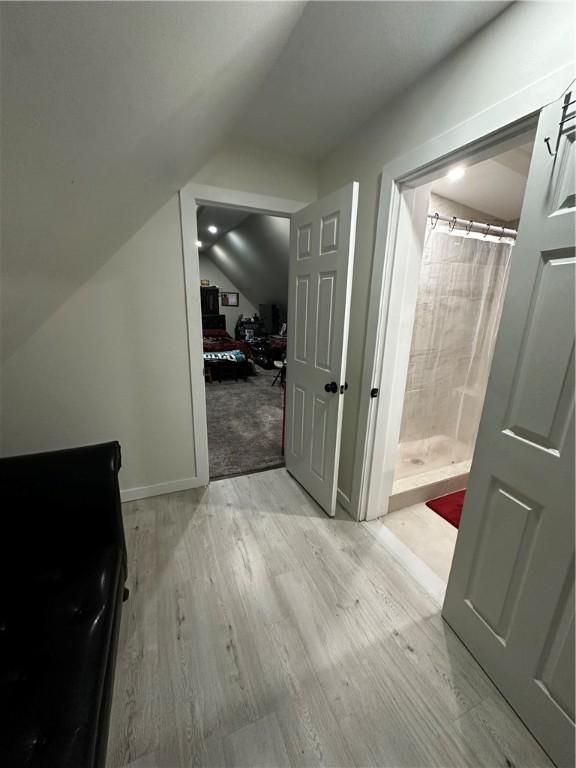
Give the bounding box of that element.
[197,204,289,479]
[378,137,536,581]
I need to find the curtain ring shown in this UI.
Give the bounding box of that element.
[449,216,457,232]
[498,226,505,241]
[431,212,439,229]
[484,223,492,238]
[465,220,473,236]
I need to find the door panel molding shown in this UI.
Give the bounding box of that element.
[285,182,358,516]
[443,95,575,768]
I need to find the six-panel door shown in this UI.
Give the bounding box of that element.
[443,97,575,767]
[285,183,358,516]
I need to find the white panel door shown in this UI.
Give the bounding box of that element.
[443,96,575,767]
[285,182,358,516]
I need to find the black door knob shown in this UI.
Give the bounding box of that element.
[324,381,338,393]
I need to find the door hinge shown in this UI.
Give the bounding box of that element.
[370,388,379,398]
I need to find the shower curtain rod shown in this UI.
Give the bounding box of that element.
[428,212,517,240]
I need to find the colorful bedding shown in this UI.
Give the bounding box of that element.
[203,349,247,363]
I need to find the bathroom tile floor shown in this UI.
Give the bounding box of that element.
[378,501,458,582]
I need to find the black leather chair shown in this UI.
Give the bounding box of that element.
[0,442,128,768]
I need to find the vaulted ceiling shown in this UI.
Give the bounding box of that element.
[0,1,306,358]
[197,206,252,253]
[204,212,290,308]
[233,1,510,158]
[1,1,510,359]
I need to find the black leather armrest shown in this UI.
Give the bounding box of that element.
[0,441,128,768]
[0,441,127,582]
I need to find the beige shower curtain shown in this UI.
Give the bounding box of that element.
[398,224,513,467]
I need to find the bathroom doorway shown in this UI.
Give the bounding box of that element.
[381,137,536,580]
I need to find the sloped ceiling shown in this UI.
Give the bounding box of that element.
[1,1,305,358]
[232,1,510,158]
[197,206,252,252]
[2,1,511,359]
[205,214,290,308]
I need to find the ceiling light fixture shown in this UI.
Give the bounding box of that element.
[208,225,218,234]
[195,240,202,248]
[446,165,466,182]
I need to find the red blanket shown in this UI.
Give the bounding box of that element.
[202,330,252,359]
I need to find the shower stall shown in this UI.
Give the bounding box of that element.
[390,211,513,511]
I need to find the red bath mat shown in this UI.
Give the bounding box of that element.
[426,490,466,529]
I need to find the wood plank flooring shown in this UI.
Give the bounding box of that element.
[107,469,552,767]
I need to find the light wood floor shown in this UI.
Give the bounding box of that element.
[107,469,551,768]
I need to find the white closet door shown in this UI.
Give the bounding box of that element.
[443,94,575,767]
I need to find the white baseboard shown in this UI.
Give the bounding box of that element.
[121,476,207,503]
[364,521,447,607]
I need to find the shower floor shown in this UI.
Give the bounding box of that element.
[390,434,471,513]
[395,434,471,479]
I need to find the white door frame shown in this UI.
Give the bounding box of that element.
[352,64,573,522]
[178,182,307,486]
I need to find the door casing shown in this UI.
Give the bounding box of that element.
[178,183,307,487]
[353,64,573,523]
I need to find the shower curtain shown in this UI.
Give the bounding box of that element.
[399,224,513,468]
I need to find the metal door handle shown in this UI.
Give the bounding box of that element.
[324,381,338,393]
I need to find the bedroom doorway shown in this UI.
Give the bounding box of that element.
[179,183,306,489]
[197,204,289,479]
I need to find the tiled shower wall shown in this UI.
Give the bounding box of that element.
[399,194,512,453]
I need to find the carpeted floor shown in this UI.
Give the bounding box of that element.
[205,367,284,479]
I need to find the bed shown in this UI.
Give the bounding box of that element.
[202,329,253,381]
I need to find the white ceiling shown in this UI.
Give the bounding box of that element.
[233,1,510,158]
[1,1,512,357]
[197,206,252,252]
[432,142,534,221]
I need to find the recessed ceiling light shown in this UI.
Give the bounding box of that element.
[446,165,466,182]
[195,240,202,248]
[208,225,218,234]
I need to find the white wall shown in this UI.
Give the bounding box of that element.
[198,254,258,332]
[191,138,318,202]
[2,198,196,494]
[318,1,575,501]
[1,2,306,361]
[1,147,317,496]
